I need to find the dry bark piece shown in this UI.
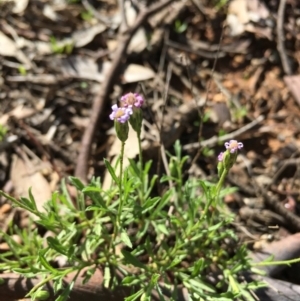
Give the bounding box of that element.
[239,207,287,228]
[246,273,300,301]
[251,233,300,277]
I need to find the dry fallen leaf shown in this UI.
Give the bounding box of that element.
[72,24,106,48]
[128,28,148,53]
[0,31,32,68]
[228,0,249,24]
[12,0,29,14]
[0,105,37,126]
[43,4,59,21]
[10,154,52,215]
[123,64,155,83]
[61,56,111,82]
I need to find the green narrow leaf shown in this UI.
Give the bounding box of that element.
[76,190,85,211]
[28,188,38,211]
[53,277,64,292]
[47,237,68,256]
[228,274,240,295]
[122,276,141,286]
[121,250,147,270]
[13,267,40,274]
[240,288,256,301]
[145,174,158,199]
[128,158,140,177]
[120,230,132,248]
[140,292,150,301]
[94,223,102,236]
[159,175,176,183]
[82,186,101,193]
[104,266,111,288]
[32,290,50,300]
[69,176,85,191]
[19,197,36,212]
[0,231,21,260]
[141,197,160,214]
[150,273,160,285]
[55,281,74,301]
[192,258,205,276]
[82,185,107,208]
[0,191,31,212]
[60,179,75,210]
[155,224,169,236]
[124,289,144,301]
[151,189,173,217]
[38,250,59,274]
[104,158,119,185]
[167,256,185,269]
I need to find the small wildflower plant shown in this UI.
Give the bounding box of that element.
[0,93,291,301]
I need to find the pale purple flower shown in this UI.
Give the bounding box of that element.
[224,140,243,153]
[121,92,144,108]
[218,152,224,162]
[109,104,133,123]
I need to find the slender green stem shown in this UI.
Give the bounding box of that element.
[254,257,300,267]
[215,168,228,200]
[137,132,143,169]
[201,168,228,220]
[137,132,144,203]
[27,274,56,295]
[114,141,125,239]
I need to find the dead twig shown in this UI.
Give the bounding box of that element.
[74,0,174,182]
[277,0,292,75]
[81,0,112,26]
[183,115,265,151]
[119,0,128,31]
[254,183,300,233]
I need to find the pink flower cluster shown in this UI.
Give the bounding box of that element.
[224,140,243,153]
[109,104,133,123]
[109,92,144,123]
[218,140,243,162]
[121,93,144,108]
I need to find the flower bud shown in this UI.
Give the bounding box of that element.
[115,120,129,142]
[129,107,143,134]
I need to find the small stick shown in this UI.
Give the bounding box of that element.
[183,115,265,150]
[277,0,292,75]
[82,0,111,25]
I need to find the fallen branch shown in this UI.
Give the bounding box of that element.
[74,0,174,182]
